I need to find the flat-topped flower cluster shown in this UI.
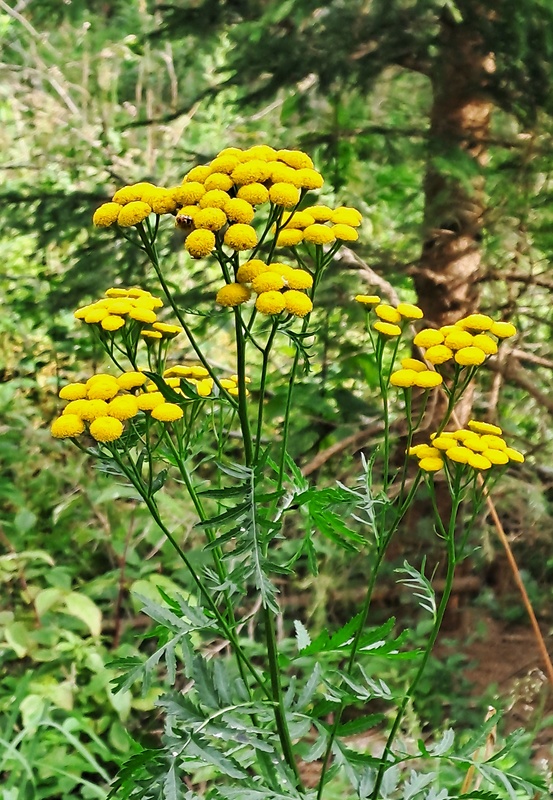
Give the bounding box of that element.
[409,420,524,473]
[74,287,182,343]
[50,367,243,444]
[92,146,363,321]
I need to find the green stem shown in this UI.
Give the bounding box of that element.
[369,482,461,800]
[254,321,279,461]
[109,447,270,698]
[233,307,254,465]
[135,223,237,407]
[264,606,303,788]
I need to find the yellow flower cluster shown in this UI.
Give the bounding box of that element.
[51,371,188,442]
[50,364,247,443]
[163,365,249,398]
[390,358,443,389]
[409,420,525,473]
[93,182,188,228]
[276,205,362,248]
[355,295,424,339]
[413,314,516,368]
[170,146,327,258]
[73,287,182,342]
[216,260,314,317]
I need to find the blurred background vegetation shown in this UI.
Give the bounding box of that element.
[2,0,553,796]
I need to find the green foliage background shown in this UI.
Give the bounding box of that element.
[2,0,553,796]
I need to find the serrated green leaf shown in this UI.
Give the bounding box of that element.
[336,714,384,737]
[294,619,311,651]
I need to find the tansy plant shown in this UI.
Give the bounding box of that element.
[49,145,543,800]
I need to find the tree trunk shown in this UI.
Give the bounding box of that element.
[413,4,493,329]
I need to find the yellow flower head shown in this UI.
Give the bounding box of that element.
[252,273,285,293]
[76,399,109,421]
[294,168,324,189]
[432,436,456,451]
[117,201,152,227]
[409,444,441,458]
[330,207,362,227]
[413,328,444,348]
[128,307,157,324]
[237,183,270,205]
[61,398,92,419]
[136,392,165,410]
[87,380,120,401]
[89,416,124,443]
[332,224,359,242]
[284,269,313,290]
[59,383,88,401]
[375,304,401,324]
[216,283,251,307]
[505,446,525,463]
[454,346,487,366]
[242,145,278,162]
[236,260,270,283]
[224,224,258,251]
[195,378,214,397]
[303,224,336,245]
[117,372,148,390]
[472,334,498,355]
[396,303,424,320]
[152,322,183,339]
[193,208,227,231]
[480,434,507,451]
[199,189,230,210]
[401,358,427,372]
[51,414,85,439]
[413,371,443,388]
[255,291,286,315]
[101,298,133,315]
[390,369,418,388]
[178,181,206,204]
[467,452,492,471]
[373,321,401,338]
[458,313,494,332]
[184,165,211,183]
[281,211,316,229]
[283,290,313,317]
[446,446,471,464]
[93,202,122,227]
[355,294,381,306]
[225,198,255,224]
[424,344,453,365]
[483,449,509,465]
[490,320,516,338]
[304,205,333,222]
[269,183,301,208]
[467,420,502,435]
[419,456,444,472]
[112,182,156,204]
[231,160,270,185]
[185,229,216,258]
[107,395,139,420]
[101,315,126,332]
[209,155,241,174]
[143,187,178,215]
[277,229,304,246]
[443,329,474,350]
[203,173,234,192]
[142,329,163,342]
[276,149,314,170]
[151,403,184,422]
[83,306,109,323]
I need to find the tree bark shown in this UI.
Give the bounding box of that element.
[412,4,494,328]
